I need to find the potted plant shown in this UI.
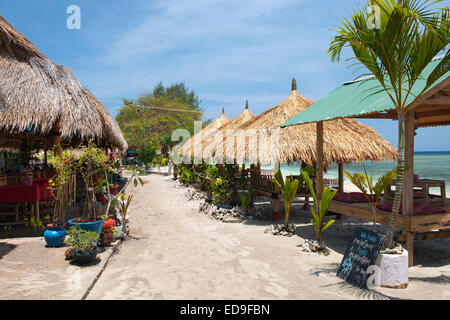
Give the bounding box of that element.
[66,225,100,264]
[100,224,117,247]
[107,152,120,195]
[118,193,133,238]
[46,150,76,247]
[67,144,108,235]
[328,0,448,287]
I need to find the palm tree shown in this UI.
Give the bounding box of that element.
[328,0,449,249]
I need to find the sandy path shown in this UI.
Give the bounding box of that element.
[87,174,450,300]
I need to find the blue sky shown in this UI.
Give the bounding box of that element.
[2,0,449,151]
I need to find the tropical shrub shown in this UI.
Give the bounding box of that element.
[345,167,397,231]
[272,169,300,227]
[239,188,255,217]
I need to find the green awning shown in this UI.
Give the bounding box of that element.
[282,56,449,127]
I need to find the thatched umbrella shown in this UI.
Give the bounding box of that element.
[203,100,256,161]
[0,15,127,151]
[179,107,230,159]
[234,78,397,167]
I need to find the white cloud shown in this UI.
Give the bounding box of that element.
[106,0,308,61]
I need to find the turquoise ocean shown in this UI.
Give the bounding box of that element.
[260,151,450,198]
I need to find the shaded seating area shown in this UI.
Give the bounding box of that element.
[0,15,128,226]
[179,79,397,220]
[231,79,396,217]
[281,56,450,266]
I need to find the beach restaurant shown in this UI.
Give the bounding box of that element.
[0,15,127,225]
[282,57,450,266]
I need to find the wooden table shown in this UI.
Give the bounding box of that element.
[385,178,447,208]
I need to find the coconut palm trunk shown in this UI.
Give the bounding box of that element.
[383,111,405,249]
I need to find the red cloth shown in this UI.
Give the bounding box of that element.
[334,192,369,203]
[0,178,52,203]
[376,202,446,215]
[33,178,53,200]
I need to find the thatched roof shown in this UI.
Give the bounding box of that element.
[0,15,127,150]
[203,100,256,160]
[85,89,128,151]
[232,78,397,166]
[179,107,230,158]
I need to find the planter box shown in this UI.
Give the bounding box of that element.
[375,250,409,288]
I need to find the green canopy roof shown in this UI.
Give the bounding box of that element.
[282,56,449,127]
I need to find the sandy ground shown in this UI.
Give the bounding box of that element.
[0,235,116,300]
[86,174,450,300]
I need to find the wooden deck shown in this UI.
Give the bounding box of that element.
[329,198,450,265]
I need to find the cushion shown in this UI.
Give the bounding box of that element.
[376,202,446,216]
[334,192,369,203]
[413,190,423,198]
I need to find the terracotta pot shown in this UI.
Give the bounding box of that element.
[109,184,119,195]
[95,192,108,204]
[92,174,105,185]
[100,232,113,247]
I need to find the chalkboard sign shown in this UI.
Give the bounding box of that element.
[337,227,385,288]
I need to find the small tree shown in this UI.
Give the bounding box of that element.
[76,144,109,221]
[328,0,449,249]
[48,150,77,225]
[138,147,157,168]
[302,171,337,243]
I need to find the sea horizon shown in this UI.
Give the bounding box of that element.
[260,151,450,198]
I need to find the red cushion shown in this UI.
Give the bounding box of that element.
[376,202,446,215]
[413,190,423,198]
[334,192,369,203]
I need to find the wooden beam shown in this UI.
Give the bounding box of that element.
[316,121,324,198]
[422,96,450,105]
[405,76,450,112]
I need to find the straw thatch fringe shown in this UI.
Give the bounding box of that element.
[179,109,230,157]
[202,102,256,160]
[0,15,127,150]
[224,79,397,166]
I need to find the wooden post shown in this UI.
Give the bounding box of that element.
[44,150,48,165]
[316,121,324,199]
[338,163,344,193]
[53,136,63,157]
[403,110,415,267]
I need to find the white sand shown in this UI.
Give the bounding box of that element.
[87,174,450,300]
